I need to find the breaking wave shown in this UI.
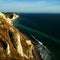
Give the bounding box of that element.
[30,35,52,60]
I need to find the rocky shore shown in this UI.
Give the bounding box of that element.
[0,12,43,60]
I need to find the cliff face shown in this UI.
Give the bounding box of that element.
[0,12,42,60]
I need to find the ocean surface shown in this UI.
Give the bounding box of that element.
[13,13,60,60]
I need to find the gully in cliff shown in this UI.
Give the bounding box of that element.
[0,12,42,60]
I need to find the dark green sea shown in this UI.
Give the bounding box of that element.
[13,13,60,60]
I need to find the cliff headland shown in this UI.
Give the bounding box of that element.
[0,12,42,60]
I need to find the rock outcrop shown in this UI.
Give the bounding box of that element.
[0,12,42,60]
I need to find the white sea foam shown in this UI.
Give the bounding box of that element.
[31,35,52,60]
[37,42,51,60]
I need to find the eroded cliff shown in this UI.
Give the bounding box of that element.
[0,12,42,60]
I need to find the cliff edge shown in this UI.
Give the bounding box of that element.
[0,12,42,60]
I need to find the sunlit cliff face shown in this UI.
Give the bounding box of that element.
[0,12,19,25]
[0,12,42,60]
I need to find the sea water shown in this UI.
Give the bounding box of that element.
[13,13,60,60]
